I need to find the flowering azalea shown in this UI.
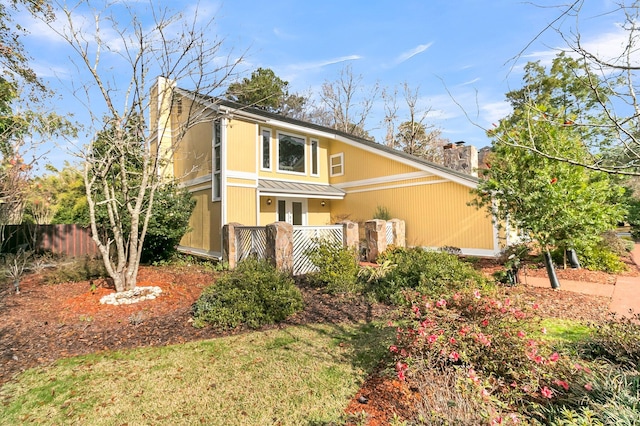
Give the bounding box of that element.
[396,361,408,381]
[436,299,447,308]
[584,383,593,391]
[449,351,460,362]
[389,345,398,353]
[553,379,569,391]
[540,386,553,398]
[517,330,526,338]
[548,352,560,362]
[473,289,481,299]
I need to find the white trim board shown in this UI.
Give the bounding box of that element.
[344,179,449,194]
[333,171,432,189]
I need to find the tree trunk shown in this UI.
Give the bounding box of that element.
[544,249,560,289]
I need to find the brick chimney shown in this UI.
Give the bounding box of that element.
[443,141,478,177]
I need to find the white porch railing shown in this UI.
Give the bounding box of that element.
[292,225,344,275]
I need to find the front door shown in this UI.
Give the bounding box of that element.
[277,198,306,225]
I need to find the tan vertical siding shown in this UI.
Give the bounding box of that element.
[173,120,212,181]
[226,120,257,174]
[307,199,332,225]
[332,181,493,250]
[259,196,277,225]
[180,190,222,254]
[227,186,257,225]
[329,140,422,185]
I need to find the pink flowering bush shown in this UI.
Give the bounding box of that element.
[388,289,587,417]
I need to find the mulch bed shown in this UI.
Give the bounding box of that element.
[0,260,628,424]
[0,265,391,386]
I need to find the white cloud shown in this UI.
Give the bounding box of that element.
[273,27,297,40]
[394,43,433,65]
[481,101,512,125]
[288,55,363,71]
[460,77,481,86]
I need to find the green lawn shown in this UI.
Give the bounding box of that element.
[0,322,392,426]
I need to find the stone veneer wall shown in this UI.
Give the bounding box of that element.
[443,143,478,176]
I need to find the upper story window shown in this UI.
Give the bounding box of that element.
[277,132,306,174]
[213,119,222,201]
[261,129,272,170]
[310,139,319,176]
[330,153,344,177]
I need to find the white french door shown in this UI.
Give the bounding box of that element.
[277,198,307,225]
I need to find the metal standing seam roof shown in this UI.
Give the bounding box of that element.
[258,179,345,198]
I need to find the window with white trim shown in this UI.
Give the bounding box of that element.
[277,132,306,174]
[330,153,344,177]
[261,129,271,170]
[310,139,319,176]
[212,120,222,200]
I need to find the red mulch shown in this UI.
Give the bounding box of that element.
[0,260,628,425]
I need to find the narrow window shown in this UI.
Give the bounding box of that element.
[277,200,286,222]
[261,129,271,170]
[311,139,319,176]
[212,120,222,200]
[176,97,183,115]
[330,153,344,177]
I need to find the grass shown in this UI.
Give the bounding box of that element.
[540,318,594,343]
[0,322,393,426]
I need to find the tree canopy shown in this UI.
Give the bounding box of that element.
[474,53,625,257]
[225,68,308,117]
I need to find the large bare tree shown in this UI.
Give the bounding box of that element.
[318,65,378,139]
[383,83,448,163]
[39,2,242,292]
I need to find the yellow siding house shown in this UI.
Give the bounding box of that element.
[152,78,501,259]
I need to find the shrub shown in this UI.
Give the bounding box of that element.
[369,247,490,303]
[373,205,391,220]
[578,314,640,369]
[191,257,304,329]
[305,239,360,294]
[579,244,627,273]
[141,183,196,263]
[601,230,634,256]
[388,290,590,422]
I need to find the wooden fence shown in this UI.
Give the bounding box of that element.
[0,224,99,258]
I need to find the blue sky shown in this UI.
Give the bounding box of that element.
[17,0,628,170]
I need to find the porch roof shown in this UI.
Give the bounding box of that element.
[258,179,345,199]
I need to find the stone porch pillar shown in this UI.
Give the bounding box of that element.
[266,222,294,273]
[339,220,359,250]
[365,219,387,262]
[388,218,406,247]
[222,222,242,270]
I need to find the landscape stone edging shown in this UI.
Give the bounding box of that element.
[99,286,163,306]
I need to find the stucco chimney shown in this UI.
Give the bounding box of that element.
[442,141,478,177]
